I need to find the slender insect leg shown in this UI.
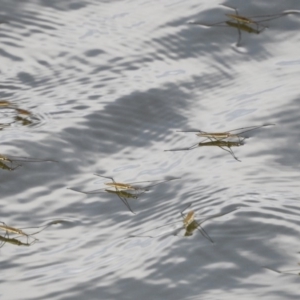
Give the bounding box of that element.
[180,203,192,218]
[219,145,241,162]
[0,239,5,248]
[94,174,115,181]
[0,223,10,238]
[127,219,183,238]
[189,20,228,27]
[164,142,200,152]
[235,21,242,47]
[197,224,214,243]
[144,178,180,190]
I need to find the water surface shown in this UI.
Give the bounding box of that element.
[1,0,300,299]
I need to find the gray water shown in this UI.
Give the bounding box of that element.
[1,0,300,299]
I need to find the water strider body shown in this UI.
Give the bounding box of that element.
[225,21,262,34]
[128,204,238,243]
[177,124,275,142]
[69,174,180,214]
[105,189,139,199]
[0,222,28,236]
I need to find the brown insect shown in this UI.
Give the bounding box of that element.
[165,124,274,161]
[176,124,274,141]
[128,204,238,243]
[0,154,57,171]
[189,4,298,46]
[69,174,180,214]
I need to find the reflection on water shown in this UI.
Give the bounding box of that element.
[0,234,35,248]
[0,100,44,128]
[1,0,300,299]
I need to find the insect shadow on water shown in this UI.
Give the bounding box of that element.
[68,175,180,214]
[264,264,300,276]
[0,222,51,248]
[0,154,57,171]
[127,204,238,243]
[165,124,275,162]
[188,4,299,46]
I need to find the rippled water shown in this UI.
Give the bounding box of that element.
[1,0,300,299]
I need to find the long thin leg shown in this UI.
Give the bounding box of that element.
[4,156,57,162]
[199,208,238,223]
[204,136,240,160]
[119,194,135,214]
[264,266,300,275]
[197,224,214,243]
[188,20,227,27]
[245,12,296,20]
[127,221,182,238]
[180,203,193,218]
[236,22,242,47]
[164,142,200,152]
[142,178,180,190]
[177,124,275,138]
[233,124,275,136]
[195,208,238,242]
[220,146,241,162]
[68,187,107,194]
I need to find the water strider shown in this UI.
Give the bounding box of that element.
[166,124,274,161]
[128,204,238,243]
[69,174,180,214]
[0,154,57,170]
[189,4,299,46]
[177,124,275,142]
